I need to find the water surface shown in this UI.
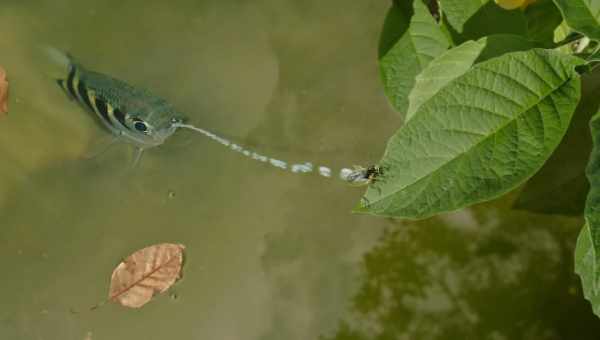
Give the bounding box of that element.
[0,1,599,340]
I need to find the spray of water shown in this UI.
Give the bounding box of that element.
[173,123,373,186]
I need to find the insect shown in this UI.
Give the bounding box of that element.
[365,165,384,182]
[47,48,185,164]
[340,165,384,186]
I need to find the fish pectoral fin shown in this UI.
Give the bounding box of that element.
[131,147,145,168]
[83,136,119,160]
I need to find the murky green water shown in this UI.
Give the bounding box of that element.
[1,1,600,339]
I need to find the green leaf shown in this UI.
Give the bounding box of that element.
[378,0,413,58]
[380,0,449,117]
[575,223,600,317]
[407,40,486,121]
[590,47,600,63]
[406,35,539,122]
[553,0,600,41]
[439,0,488,32]
[577,107,600,316]
[442,1,528,43]
[358,49,584,219]
[554,21,573,54]
[513,70,600,216]
[524,0,564,46]
[475,34,540,62]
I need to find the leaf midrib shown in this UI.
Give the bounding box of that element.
[110,254,180,301]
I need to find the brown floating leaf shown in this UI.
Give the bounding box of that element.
[0,66,7,115]
[108,243,185,308]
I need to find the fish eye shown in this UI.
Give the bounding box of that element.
[132,119,149,133]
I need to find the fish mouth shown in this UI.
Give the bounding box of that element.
[171,116,187,125]
[156,124,180,142]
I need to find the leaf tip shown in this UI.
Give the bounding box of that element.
[352,199,370,214]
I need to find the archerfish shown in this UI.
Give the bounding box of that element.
[48,48,185,163]
[47,49,377,186]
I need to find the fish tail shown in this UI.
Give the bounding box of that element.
[40,46,86,101]
[39,46,77,82]
[44,46,72,69]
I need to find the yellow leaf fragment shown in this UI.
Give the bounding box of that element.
[108,243,185,308]
[495,0,536,10]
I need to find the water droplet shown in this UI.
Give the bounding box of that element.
[291,162,313,173]
[318,166,332,178]
[269,158,287,170]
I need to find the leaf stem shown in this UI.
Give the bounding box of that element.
[587,44,600,61]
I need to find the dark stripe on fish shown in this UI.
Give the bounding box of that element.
[66,68,79,99]
[93,97,111,125]
[76,81,96,113]
[113,108,128,128]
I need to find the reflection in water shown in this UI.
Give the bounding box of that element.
[322,205,600,340]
